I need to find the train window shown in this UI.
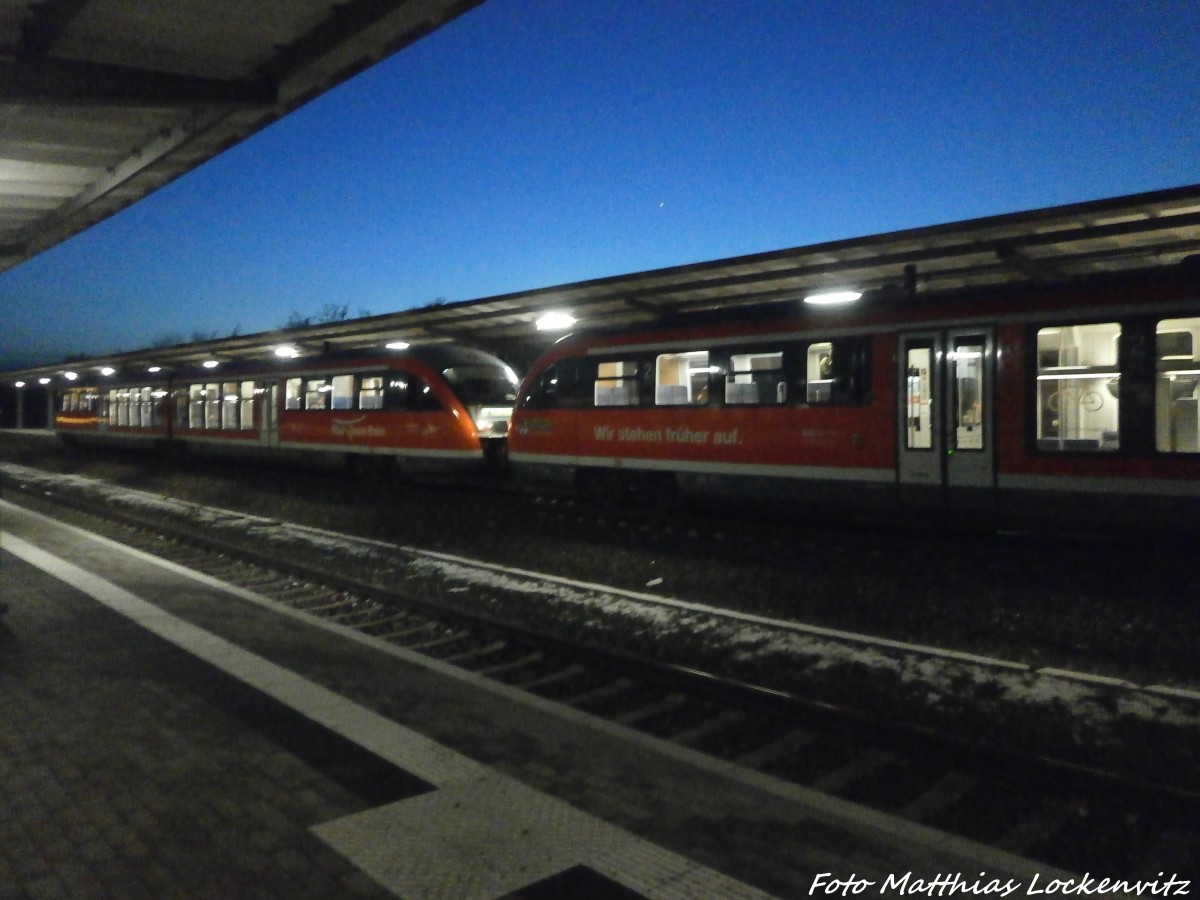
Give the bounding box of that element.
[443,364,519,406]
[139,387,155,428]
[285,378,302,410]
[187,385,202,428]
[331,375,355,410]
[726,351,785,405]
[952,340,985,451]
[1035,323,1121,452]
[151,388,168,427]
[806,343,835,403]
[221,382,239,429]
[305,378,330,411]
[117,389,132,427]
[107,389,119,426]
[905,343,933,449]
[595,360,641,407]
[409,376,443,412]
[655,351,710,406]
[1155,317,1200,453]
[205,383,221,429]
[174,390,188,430]
[239,382,255,430]
[360,376,384,410]
[384,376,409,410]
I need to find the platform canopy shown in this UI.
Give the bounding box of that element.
[9,180,1200,385]
[0,0,484,274]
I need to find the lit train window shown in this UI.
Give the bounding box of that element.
[108,389,120,426]
[905,343,933,450]
[305,379,329,410]
[360,376,384,410]
[205,382,221,429]
[1155,317,1200,453]
[188,385,204,428]
[171,390,184,428]
[655,351,710,406]
[595,360,640,407]
[726,351,785,405]
[285,378,302,410]
[806,343,835,404]
[331,375,355,410]
[116,389,131,427]
[139,387,155,428]
[221,382,239,429]
[239,381,255,430]
[1035,323,1120,452]
[952,341,985,451]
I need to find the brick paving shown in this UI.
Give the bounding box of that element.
[0,552,391,900]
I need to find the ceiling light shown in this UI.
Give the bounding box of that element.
[536,311,576,331]
[274,346,299,358]
[14,381,25,388]
[385,341,410,351]
[804,290,862,305]
[148,366,162,373]
[63,371,78,381]
[100,367,115,376]
[202,360,219,369]
[38,377,51,385]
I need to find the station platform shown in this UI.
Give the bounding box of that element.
[0,499,1062,899]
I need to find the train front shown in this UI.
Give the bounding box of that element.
[439,352,520,468]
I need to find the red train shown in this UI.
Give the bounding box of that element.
[507,268,1200,529]
[55,344,518,475]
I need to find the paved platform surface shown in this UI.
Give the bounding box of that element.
[1,499,1062,899]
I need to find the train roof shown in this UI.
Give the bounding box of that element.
[4,182,1199,385]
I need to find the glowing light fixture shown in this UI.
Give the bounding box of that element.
[14,381,25,388]
[536,311,576,331]
[385,341,410,351]
[63,371,78,381]
[148,366,162,373]
[274,345,299,359]
[100,367,115,376]
[804,290,862,306]
[38,377,51,385]
[202,360,219,369]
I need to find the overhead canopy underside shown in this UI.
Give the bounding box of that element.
[4,181,1199,382]
[0,0,484,272]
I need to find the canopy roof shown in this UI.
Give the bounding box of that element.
[0,0,483,273]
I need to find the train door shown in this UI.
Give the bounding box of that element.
[259,382,279,449]
[897,329,994,511]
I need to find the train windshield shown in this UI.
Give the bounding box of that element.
[442,364,519,405]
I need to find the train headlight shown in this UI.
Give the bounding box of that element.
[471,406,512,436]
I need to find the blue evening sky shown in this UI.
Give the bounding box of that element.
[2,0,1197,368]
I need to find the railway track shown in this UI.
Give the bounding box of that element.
[3,472,1198,880]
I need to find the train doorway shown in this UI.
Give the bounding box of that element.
[897,329,994,513]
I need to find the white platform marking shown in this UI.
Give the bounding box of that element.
[1,530,776,899]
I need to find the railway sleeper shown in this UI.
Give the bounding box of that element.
[437,640,510,666]
[473,651,545,678]
[668,708,747,748]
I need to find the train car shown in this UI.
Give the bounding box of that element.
[55,344,519,475]
[507,267,1200,530]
